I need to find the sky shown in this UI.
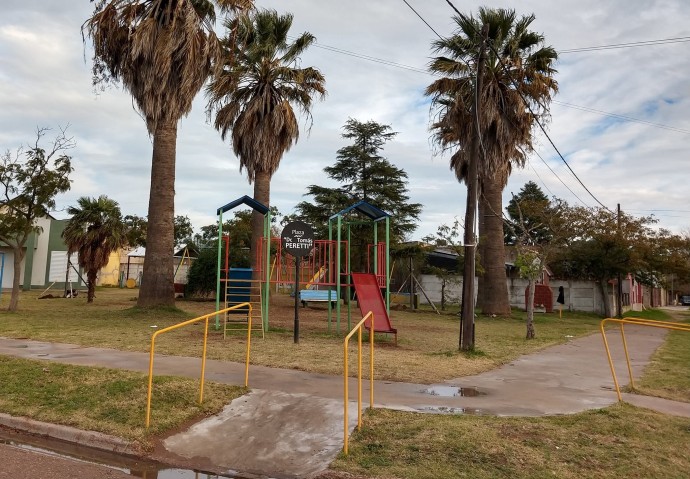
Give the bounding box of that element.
[1,0,689,241]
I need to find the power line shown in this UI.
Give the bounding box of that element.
[526,158,555,198]
[553,101,690,135]
[531,150,590,208]
[442,0,610,211]
[401,0,444,40]
[300,35,690,137]
[401,0,592,209]
[560,35,690,54]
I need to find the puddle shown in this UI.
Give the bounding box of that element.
[0,428,240,478]
[421,386,486,397]
[417,406,485,415]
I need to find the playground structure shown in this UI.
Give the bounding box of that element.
[214,197,396,338]
[215,196,271,336]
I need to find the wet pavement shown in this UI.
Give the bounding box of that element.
[1,320,690,477]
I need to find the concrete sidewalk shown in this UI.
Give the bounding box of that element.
[1,322,689,478]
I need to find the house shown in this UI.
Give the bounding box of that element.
[0,216,84,291]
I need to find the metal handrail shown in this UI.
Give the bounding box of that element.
[343,311,375,454]
[145,302,253,429]
[600,316,690,401]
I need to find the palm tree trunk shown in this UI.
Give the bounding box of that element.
[87,269,98,303]
[250,170,271,278]
[138,119,177,308]
[7,246,24,312]
[481,175,511,316]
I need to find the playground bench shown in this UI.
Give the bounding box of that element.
[299,289,338,307]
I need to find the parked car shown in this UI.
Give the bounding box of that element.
[681,296,690,306]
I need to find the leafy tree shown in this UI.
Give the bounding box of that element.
[422,219,464,311]
[124,214,148,248]
[293,118,422,270]
[84,0,252,307]
[427,8,558,323]
[507,196,587,337]
[124,214,194,249]
[0,128,73,311]
[62,195,127,302]
[206,9,326,276]
[550,207,657,317]
[504,181,551,245]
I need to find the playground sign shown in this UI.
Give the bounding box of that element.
[281,221,315,344]
[281,220,314,257]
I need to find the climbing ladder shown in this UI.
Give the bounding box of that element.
[223,269,264,339]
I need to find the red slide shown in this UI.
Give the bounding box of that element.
[350,273,397,344]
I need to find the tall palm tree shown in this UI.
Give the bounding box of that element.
[62,196,127,303]
[206,9,326,274]
[83,0,252,307]
[426,7,558,316]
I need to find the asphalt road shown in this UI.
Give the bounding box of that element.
[0,442,133,479]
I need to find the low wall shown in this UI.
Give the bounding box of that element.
[418,274,610,314]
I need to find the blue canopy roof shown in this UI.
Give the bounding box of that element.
[330,200,390,222]
[217,195,269,215]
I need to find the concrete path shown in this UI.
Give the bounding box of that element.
[1,321,689,478]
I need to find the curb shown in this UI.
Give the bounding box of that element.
[0,412,136,455]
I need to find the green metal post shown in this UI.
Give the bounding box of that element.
[336,215,342,333]
[215,210,223,329]
[373,221,378,274]
[328,218,333,332]
[347,222,352,330]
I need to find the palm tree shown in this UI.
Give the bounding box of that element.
[62,196,127,303]
[206,9,326,274]
[426,7,558,316]
[83,0,252,307]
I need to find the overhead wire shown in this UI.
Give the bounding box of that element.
[560,35,690,54]
[295,38,690,136]
[441,0,611,211]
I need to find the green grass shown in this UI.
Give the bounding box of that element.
[329,404,690,479]
[0,289,604,383]
[0,355,245,447]
[633,308,690,402]
[623,308,674,321]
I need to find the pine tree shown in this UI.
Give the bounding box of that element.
[292,118,422,270]
[504,181,552,245]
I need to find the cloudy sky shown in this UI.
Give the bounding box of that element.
[1,0,689,240]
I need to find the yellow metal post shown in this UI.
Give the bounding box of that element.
[343,311,376,455]
[146,303,253,430]
[600,317,690,402]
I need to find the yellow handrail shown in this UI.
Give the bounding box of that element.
[600,316,690,401]
[343,311,375,455]
[146,302,253,429]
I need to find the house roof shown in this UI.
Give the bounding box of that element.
[127,247,146,257]
[217,195,269,215]
[330,200,390,222]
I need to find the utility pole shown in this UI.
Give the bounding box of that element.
[617,203,623,318]
[460,23,488,351]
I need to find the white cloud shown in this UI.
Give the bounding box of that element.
[0,0,688,239]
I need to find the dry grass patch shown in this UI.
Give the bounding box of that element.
[329,404,690,479]
[0,289,602,383]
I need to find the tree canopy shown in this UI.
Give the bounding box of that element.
[0,128,73,311]
[62,195,127,302]
[294,118,422,242]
